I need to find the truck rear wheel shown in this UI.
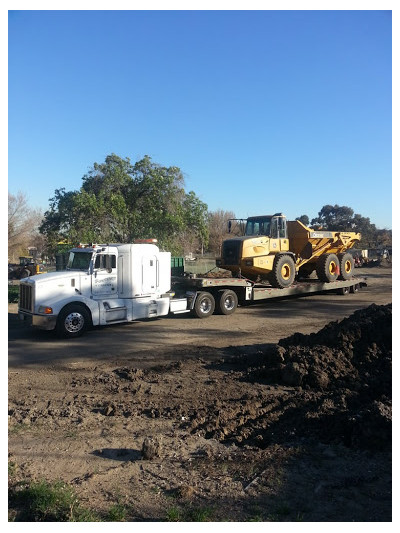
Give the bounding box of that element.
[316,253,340,282]
[56,304,91,338]
[338,252,354,280]
[216,289,238,315]
[270,255,295,288]
[192,292,215,318]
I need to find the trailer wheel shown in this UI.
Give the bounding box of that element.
[338,252,355,280]
[350,283,359,293]
[338,286,350,295]
[216,289,238,315]
[56,304,91,338]
[270,255,296,288]
[316,253,340,282]
[192,292,215,318]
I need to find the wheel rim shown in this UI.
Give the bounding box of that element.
[281,264,291,280]
[64,312,85,333]
[224,295,235,311]
[344,260,352,273]
[200,298,212,314]
[329,261,337,274]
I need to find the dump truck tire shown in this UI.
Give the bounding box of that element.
[316,253,340,282]
[216,289,238,315]
[192,292,215,318]
[338,252,354,280]
[271,255,296,288]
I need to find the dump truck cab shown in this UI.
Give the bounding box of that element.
[218,214,294,285]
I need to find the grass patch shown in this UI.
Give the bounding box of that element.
[166,505,214,522]
[9,479,99,522]
[8,284,19,304]
[8,478,129,522]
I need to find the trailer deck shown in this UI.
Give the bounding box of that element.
[172,275,367,302]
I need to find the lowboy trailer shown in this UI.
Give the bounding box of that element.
[172,275,367,317]
[18,241,367,338]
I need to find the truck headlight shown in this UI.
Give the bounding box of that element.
[245,260,253,266]
[38,306,53,314]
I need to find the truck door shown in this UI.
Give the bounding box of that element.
[142,255,157,294]
[92,253,118,297]
[270,217,289,252]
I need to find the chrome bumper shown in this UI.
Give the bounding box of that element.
[19,312,57,331]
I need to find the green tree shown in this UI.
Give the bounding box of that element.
[311,204,355,230]
[310,204,381,248]
[40,154,208,256]
[295,214,310,226]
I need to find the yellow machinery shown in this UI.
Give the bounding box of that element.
[217,213,361,288]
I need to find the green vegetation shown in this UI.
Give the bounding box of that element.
[8,478,128,522]
[166,505,214,522]
[40,153,209,256]
[8,284,19,303]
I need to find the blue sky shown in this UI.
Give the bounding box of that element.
[8,8,392,229]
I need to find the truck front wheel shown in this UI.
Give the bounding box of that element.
[216,289,238,315]
[56,304,91,338]
[270,255,296,288]
[192,292,215,318]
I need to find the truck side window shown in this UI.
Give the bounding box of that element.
[278,218,287,238]
[271,219,278,239]
[94,254,116,270]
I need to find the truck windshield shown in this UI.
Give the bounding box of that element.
[245,218,271,236]
[66,251,93,271]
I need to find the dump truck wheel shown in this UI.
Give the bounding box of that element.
[216,289,238,315]
[56,304,91,338]
[316,253,340,282]
[193,292,215,318]
[271,255,296,288]
[338,252,354,280]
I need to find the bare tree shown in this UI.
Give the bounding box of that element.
[8,192,43,262]
[207,209,236,255]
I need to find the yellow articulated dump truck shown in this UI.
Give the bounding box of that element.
[217,213,361,288]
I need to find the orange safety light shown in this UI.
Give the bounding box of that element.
[134,238,158,244]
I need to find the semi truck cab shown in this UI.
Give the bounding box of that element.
[18,242,187,337]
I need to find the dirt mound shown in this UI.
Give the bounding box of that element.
[195,304,392,451]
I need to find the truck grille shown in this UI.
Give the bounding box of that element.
[222,240,242,266]
[19,283,33,312]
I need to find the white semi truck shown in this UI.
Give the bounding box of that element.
[18,240,366,338]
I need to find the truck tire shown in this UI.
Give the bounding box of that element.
[316,253,340,282]
[338,252,354,280]
[216,289,238,315]
[56,304,92,338]
[20,269,30,279]
[270,255,296,288]
[192,292,215,318]
[337,286,350,295]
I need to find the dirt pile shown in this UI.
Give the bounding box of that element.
[224,303,392,451]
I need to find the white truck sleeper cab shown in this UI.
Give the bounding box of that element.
[18,242,187,338]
